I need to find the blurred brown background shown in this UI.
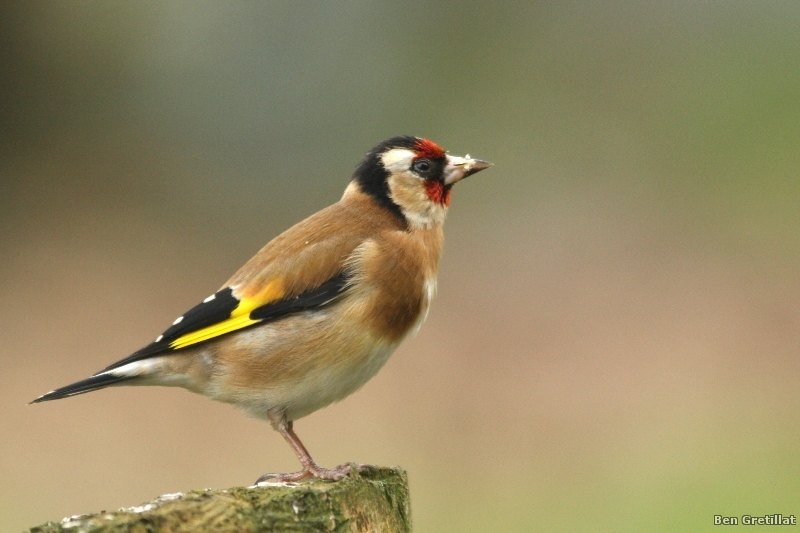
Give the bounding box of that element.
[2,2,799,531]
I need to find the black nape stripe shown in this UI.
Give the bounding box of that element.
[352,136,420,226]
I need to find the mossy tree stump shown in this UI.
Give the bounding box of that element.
[28,466,410,532]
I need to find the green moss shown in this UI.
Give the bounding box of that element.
[28,466,410,533]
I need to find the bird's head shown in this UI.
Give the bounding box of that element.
[352,136,492,229]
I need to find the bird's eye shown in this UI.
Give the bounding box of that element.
[413,160,431,173]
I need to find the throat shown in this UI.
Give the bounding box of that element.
[386,174,449,229]
[424,180,451,206]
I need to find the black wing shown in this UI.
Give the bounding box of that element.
[103,271,350,372]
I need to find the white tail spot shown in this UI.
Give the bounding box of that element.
[173,316,183,325]
[103,359,159,378]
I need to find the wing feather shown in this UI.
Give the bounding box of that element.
[103,191,403,372]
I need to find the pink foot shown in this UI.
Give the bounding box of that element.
[256,462,374,483]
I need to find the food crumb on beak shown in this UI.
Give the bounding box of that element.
[462,154,475,172]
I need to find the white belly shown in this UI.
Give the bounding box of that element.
[278,340,398,421]
[198,308,402,422]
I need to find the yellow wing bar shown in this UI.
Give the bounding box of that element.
[170,279,284,350]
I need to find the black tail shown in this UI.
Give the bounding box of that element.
[30,373,137,404]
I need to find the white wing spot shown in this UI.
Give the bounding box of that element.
[155,335,163,343]
[173,316,183,325]
[203,294,216,303]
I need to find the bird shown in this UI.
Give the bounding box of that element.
[31,136,492,482]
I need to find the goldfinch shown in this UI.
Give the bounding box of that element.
[32,136,492,482]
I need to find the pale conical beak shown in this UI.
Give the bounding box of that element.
[443,154,493,185]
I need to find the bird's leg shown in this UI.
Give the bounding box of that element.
[257,416,360,483]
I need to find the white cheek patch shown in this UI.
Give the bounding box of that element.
[386,173,448,229]
[380,148,415,174]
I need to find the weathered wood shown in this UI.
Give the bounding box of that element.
[28,466,410,532]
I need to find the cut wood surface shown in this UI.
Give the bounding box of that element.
[28,466,410,533]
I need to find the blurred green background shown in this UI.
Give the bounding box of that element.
[2,2,799,531]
